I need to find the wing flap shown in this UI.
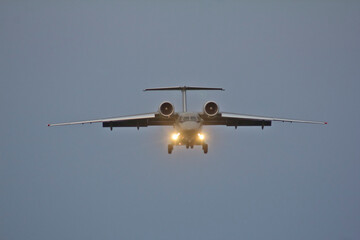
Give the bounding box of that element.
[102,115,176,128]
[48,113,157,127]
[200,112,326,127]
[221,113,327,125]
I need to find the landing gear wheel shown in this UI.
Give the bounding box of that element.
[202,143,208,154]
[168,144,173,154]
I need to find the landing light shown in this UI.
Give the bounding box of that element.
[198,133,205,140]
[171,133,180,140]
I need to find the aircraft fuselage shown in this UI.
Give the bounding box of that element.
[171,112,204,148]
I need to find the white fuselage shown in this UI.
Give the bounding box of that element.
[173,112,203,146]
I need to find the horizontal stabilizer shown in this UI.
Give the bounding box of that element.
[144,86,224,91]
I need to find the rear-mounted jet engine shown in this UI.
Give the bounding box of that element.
[203,101,219,117]
[159,101,174,117]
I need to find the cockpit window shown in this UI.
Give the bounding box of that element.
[180,116,199,122]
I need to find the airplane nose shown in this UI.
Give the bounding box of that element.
[181,122,199,130]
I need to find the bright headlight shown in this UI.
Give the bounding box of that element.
[171,133,180,140]
[198,133,205,140]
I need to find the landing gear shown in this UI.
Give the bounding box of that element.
[167,142,207,154]
[202,143,208,154]
[168,144,173,154]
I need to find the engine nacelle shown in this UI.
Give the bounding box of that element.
[203,101,219,117]
[159,101,175,117]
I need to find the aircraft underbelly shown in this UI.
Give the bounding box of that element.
[176,122,201,133]
[174,122,202,145]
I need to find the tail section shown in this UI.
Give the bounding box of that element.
[144,86,224,91]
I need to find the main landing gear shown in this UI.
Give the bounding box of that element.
[202,143,208,154]
[167,143,208,154]
[168,144,173,154]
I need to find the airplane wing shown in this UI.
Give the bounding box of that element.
[200,112,327,128]
[48,113,177,129]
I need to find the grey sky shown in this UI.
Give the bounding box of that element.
[1,1,359,240]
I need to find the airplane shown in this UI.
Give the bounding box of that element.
[48,86,327,154]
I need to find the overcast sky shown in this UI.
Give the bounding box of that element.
[1,1,360,239]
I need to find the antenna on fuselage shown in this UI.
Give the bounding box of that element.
[144,86,224,112]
